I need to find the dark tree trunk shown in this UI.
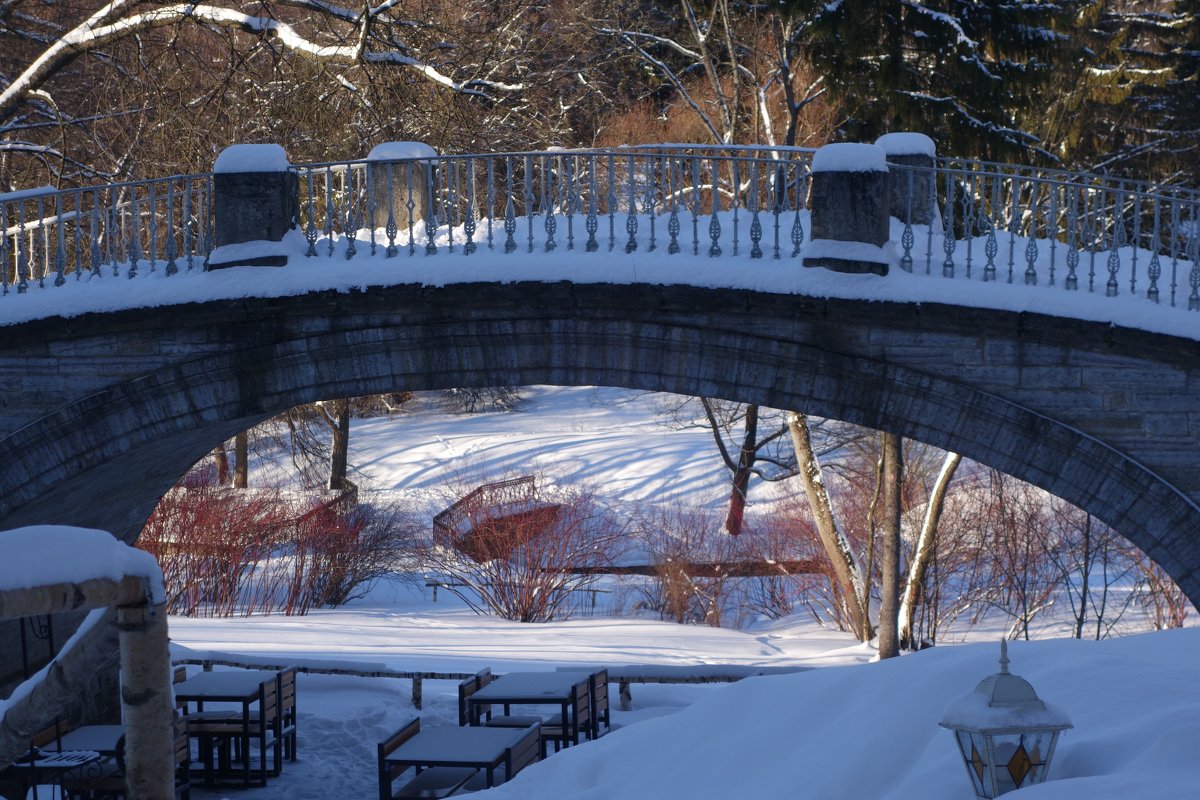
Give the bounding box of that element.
[877,431,903,659]
[328,399,351,491]
[724,405,759,536]
[233,432,248,489]
[213,447,230,485]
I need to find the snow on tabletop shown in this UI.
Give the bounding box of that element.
[366,141,437,162]
[0,525,164,604]
[875,132,937,158]
[803,238,899,267]
[811,142,888,173]
[213,143,290,173]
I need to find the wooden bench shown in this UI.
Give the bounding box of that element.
[377,719,477,800]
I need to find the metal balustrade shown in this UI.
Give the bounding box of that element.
[1,174,212,294]
[1,146,1197,312]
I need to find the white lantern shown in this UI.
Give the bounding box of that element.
[939,641,1072,797]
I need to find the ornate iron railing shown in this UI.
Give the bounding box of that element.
[294,147,816,261]
[0,174,212,293]
[894,158,1200,308]
[1,147,1197,313]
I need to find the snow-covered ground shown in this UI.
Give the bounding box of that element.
[170,582,1200,800]
[160,385,1199,799]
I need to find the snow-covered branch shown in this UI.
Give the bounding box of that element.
[0,2,521,124]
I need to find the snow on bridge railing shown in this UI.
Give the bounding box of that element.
[0,146,1197,314]
[293,146,818,260]
[0,174,212,294]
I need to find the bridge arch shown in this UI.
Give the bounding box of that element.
[0,282,1197,606]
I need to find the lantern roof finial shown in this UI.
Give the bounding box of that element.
[999,639,1009,675]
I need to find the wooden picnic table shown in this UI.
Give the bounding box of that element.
[175,669,279,787]
[382,725,530,789]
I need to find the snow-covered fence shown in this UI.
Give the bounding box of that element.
[898,157,1200,308]
[0,174,212,293]
[2,144,1196,313]
[169,647,811,711]
[293,145,817,260]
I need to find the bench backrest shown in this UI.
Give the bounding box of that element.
[456,675,478,726]
[570,678,590,729]
[591,669,609,728]
[377,717,421,800]
[457,667,492,725]
[508,724,541,777]
[278,667,298,722]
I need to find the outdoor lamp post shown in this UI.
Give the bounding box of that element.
[939,641,1072,798]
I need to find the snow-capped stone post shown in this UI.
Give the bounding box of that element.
[208,144,299,269]
[875,132,938,226]
[802,143,895,277]
[366,142,437,254]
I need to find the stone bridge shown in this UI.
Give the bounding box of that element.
[0,280,1197,609]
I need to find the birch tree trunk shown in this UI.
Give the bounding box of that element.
[898,451,962,649]
[786,411,870,640]
[877,432,903,660]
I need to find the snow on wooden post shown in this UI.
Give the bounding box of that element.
[802,143,895,277]
[0,527,173,800]
[875,132,938,226]
[366,142,437,239]
[208,144,299,269]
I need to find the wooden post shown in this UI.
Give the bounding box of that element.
[117,602,175,800]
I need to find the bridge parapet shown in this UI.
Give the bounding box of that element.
[0,143,1197,319]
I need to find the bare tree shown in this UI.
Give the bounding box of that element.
[786,411,870,640]
[898,451,963,649]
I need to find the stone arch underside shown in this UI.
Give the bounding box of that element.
[0,282,1196,608]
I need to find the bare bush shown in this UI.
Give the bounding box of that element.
[139,484,408,616]
[441,387,523,414]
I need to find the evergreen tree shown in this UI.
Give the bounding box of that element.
[805,0,1093,162]
[1166,0,1200,180]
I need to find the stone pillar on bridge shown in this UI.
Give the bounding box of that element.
[875,132,938,226]
[802,142,895,277]
[366,142,437,249]
[208,144,299,269]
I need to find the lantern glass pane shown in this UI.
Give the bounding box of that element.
[991,731,1055,794]
[956,730,991,797]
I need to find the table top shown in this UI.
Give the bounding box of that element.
[471,671,591,704]
[385,725,528,766]
[175,669,277,701]
[50,725,124,755]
